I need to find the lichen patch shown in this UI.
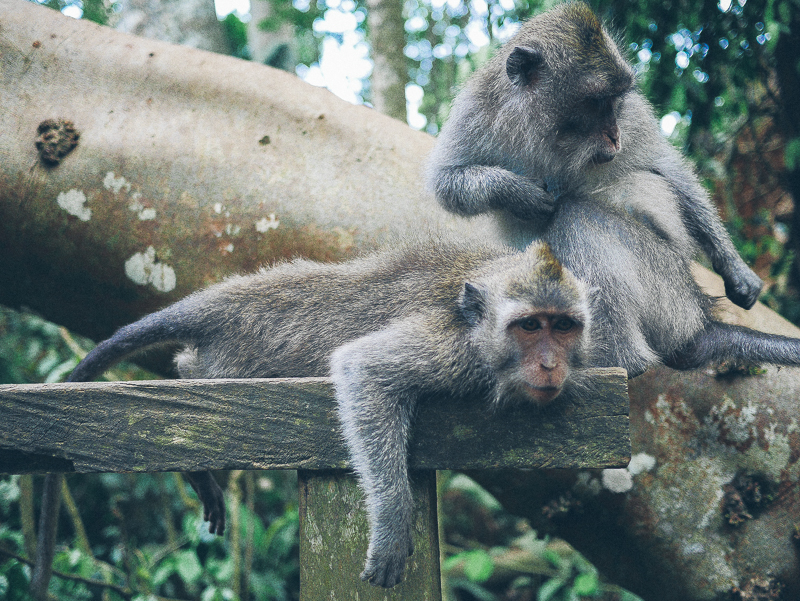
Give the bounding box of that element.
[124,246,177,292]
[129,198,157,221]
[36,119,80,165]
[56,189,91,221]
[601,468,633,493]
[628,453,657,475]
[103,171,132,195]
[255,214,280,232]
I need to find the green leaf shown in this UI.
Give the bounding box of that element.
[572,572,599,596]
[152,557,176,587]
[175,549,203,585]
[462,549,494,583]
[785,138,800,170]
[542,549,562,568]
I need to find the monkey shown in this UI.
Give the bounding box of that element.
[31,239,592,594]
[426,2,764,312]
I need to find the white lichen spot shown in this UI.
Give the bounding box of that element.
[213,203,224,214]
[150,262,177,292]
[57,189,91,221]
[103,171,131,194]
[721,398,758,443]
[628,453,657,476]
[255,213,280,232]
[683,541,705,555]
[224,243,234,253]
[601,468,633,493]
[124,246,177,292]
[225,223,241,236]
[128,200,157,221]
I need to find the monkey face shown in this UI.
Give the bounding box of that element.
[552,88,628,169]
[510,312,584,404]
[484,307,585,407]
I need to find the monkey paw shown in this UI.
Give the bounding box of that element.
[505,181,556,221]
[186,471,226,535]
[724,269,763,310]
[360,538,414,588]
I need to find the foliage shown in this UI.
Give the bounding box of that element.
[438,472,644,601]
[31,0,116,24]
[222,12,250,59]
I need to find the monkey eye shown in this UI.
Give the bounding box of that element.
[553,317,577,332]
[517,317,543,332]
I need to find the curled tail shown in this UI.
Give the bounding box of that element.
[67,295,210,382]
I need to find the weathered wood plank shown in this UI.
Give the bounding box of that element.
[298,470,441,601]
[0,369,629,474]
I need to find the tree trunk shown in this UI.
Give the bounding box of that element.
[0,0,487,347]
[366,0,408,121]
[114,0,232,53]
[248,0,297,70]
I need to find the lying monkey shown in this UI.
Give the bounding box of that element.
[36,239,592,590]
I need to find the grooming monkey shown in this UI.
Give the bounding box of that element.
[32,240,592,593]
[427,2,764,311]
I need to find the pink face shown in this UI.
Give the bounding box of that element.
[508,312,583,405]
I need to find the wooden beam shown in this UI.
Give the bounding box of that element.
[0,369,629,475]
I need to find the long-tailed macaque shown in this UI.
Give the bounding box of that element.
[32,240,592,594]
[427,2,764,311]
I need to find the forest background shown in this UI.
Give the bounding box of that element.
[1,0,799,599]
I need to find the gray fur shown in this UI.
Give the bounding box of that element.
[427,1,763,310]
[61,239,591,588]
[525,192,800,378]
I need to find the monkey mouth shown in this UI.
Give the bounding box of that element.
[523,383,563,404]
[592,150,617,165]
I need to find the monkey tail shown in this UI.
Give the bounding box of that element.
[67,296,208,382]
[665,321,800,370]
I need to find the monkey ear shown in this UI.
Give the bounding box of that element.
[506,46,544,87]
[459,282,487,326]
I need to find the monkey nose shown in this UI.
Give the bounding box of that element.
[606,126,621,149]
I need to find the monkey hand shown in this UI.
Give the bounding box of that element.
[723,267,763,310]
[360,530,414,588]
[496,178,557,221]
[186,471,226,535]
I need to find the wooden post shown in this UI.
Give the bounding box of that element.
[299,470,441,600]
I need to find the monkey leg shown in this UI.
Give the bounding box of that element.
[664,320,800,370]
[330,323,432,588]
[185,471,226,535]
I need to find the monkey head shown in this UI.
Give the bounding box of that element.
[500,3,635,173]
[460,242,591,406]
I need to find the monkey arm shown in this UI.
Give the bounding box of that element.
[651,159,763,309]
[431,164,555,221]
[329,319,446,588]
